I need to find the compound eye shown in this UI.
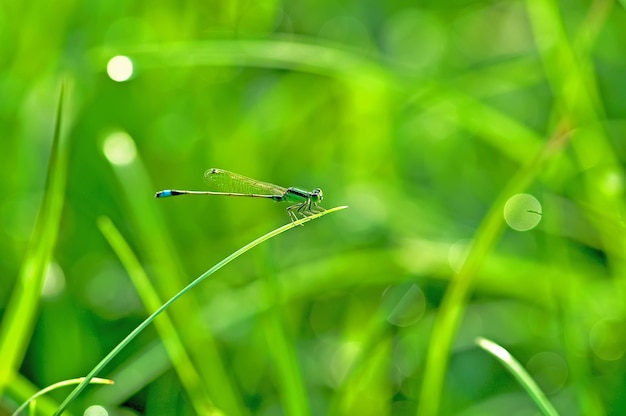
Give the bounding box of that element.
[313,188,323,201]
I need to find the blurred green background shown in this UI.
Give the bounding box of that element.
[2,0,626,415]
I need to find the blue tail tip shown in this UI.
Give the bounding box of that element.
[155,190,174,198]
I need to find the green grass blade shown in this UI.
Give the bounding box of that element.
[526,0,624,253]
[328,318,391,415]
[259,250,310,416]
[104,132,250,414]
[53,205,348,415]
[476,337,560,416]
[83,340,170,407]
[262,310,310,416]
[524,4,621,413]
[7,374,66,416]
[97,216,220,416]
[12,377,113,416]
[0,81,71,398]
[417,129,571,416]
[96,38,392,87]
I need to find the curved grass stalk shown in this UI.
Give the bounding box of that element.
[476,337,559,416]
[417,127,571,416]
[97,216,219,415]
[53,205,348,415]
[12,378,113,416]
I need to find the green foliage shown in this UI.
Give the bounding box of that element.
[1,0,625,415]
[477,337,558,416]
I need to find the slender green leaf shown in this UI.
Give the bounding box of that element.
[0,81,71,398]
[12,377,113,416]
[54,206,348,415]
[417,128,571,416]
[97,216,219,416]
[476,337,559,416]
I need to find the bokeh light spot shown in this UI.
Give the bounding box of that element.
[382,283,426,327]
[600,168,624,197]
[526,351,568,394]
[503,193,542,231]
[448,239,471,273]
[107,55,133,82]
[590,318,626,361]
[394,332,426,378]
[102,131,137,166]
[84,405,109,416]
[42,262,66,299]
[86,264,142,319]
[330,341,359,384]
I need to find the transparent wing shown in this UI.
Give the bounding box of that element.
[203,168,288,196]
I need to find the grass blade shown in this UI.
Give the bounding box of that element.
[54,205,348,415]
[259,249,310,416]
[97,38,392,87]
[0,81,71,398]
[103,132,244,414]
[476,337,559,416]
[97,216,220,415]
[12,378,113,416]
[6,374,61,416]
[417,127,571,416]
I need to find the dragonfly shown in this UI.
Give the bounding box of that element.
[155,168,325,222]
